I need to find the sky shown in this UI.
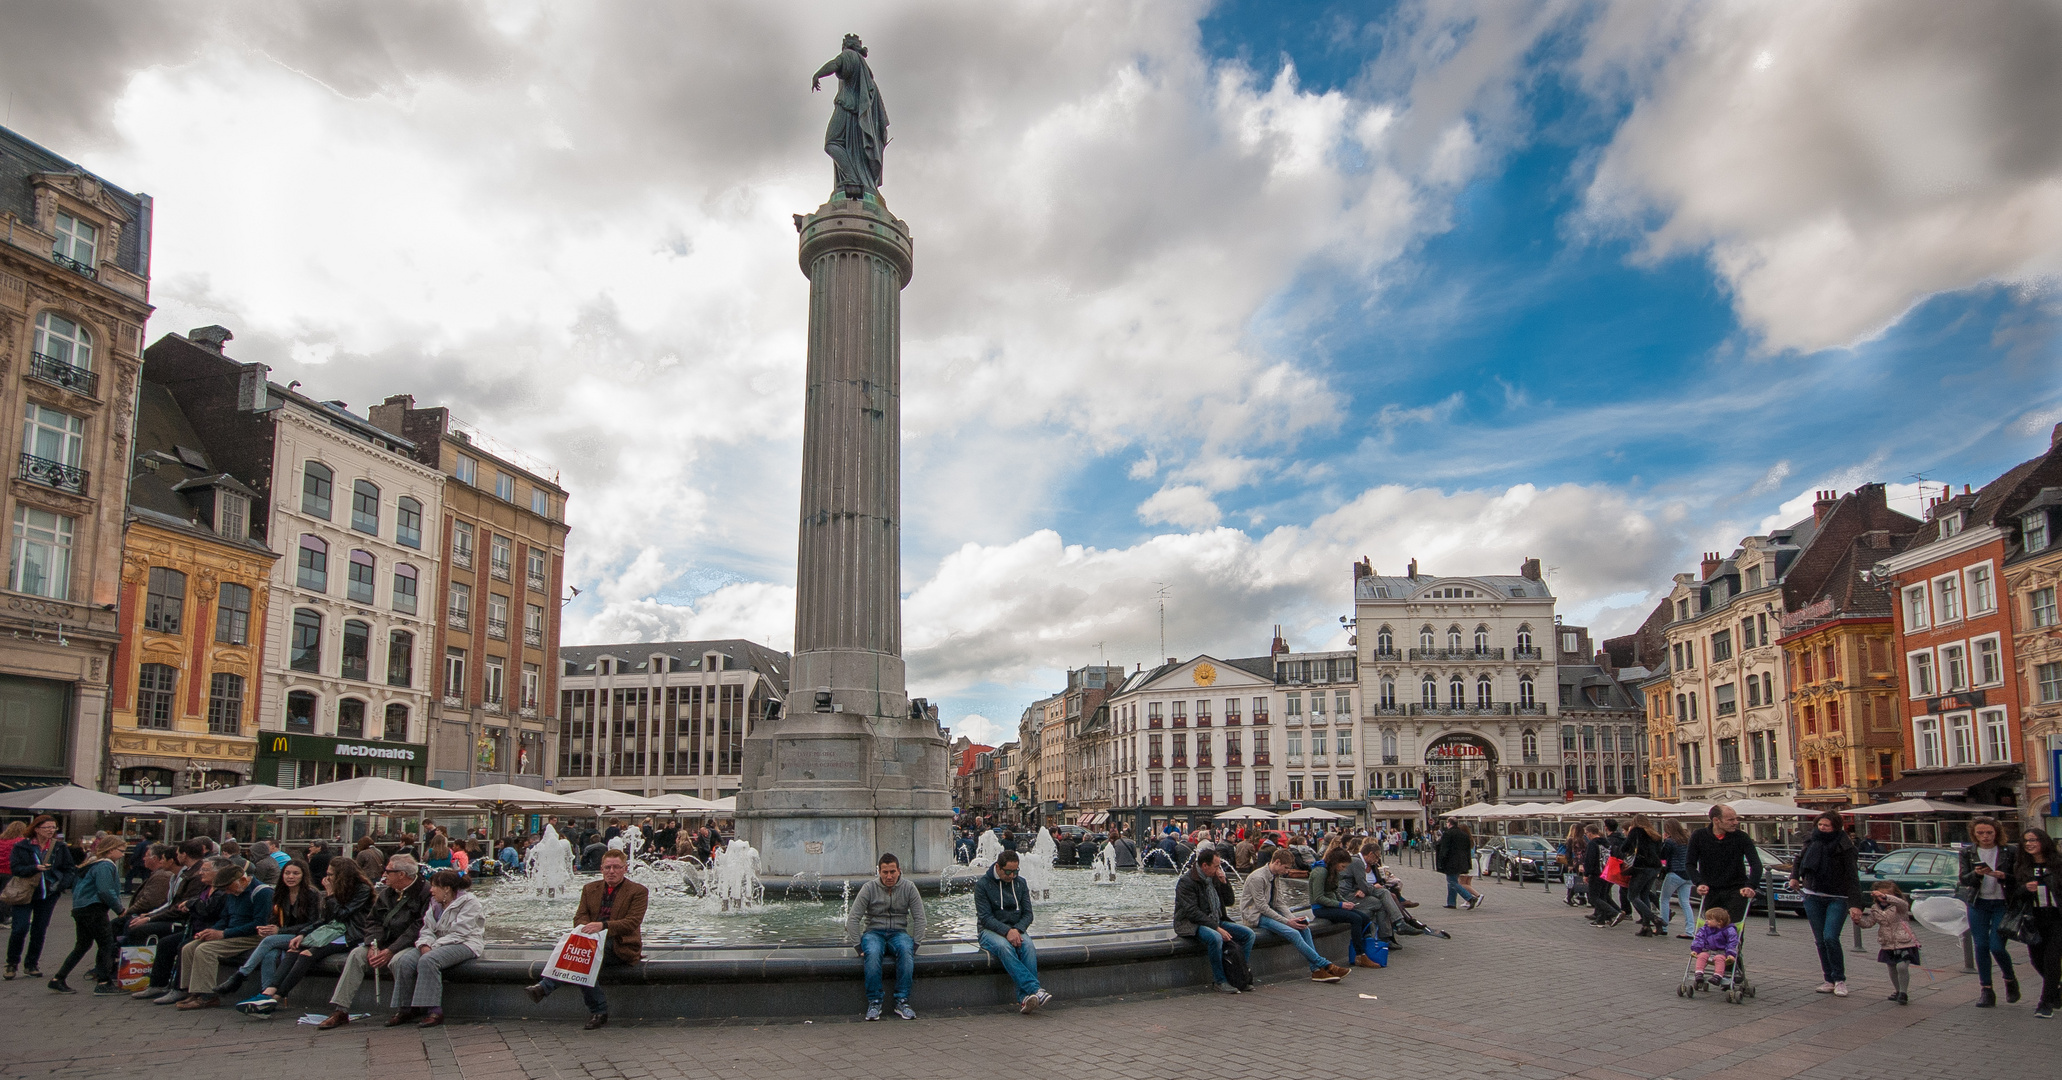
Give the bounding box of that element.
[6,0,2059,748]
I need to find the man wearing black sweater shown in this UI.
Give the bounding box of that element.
[1686,803,1762,924]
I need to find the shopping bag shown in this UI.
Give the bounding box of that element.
[1601,855,1629,887]
[542,928,607,987]
[1363,938,1389,968]
[116,938,157,991]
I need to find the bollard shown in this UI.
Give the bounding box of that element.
[1961,930,1976,973]
[1766,881,1780,936]
[1851,911,1866,953]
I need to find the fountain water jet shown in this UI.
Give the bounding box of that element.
[1018,827,1058,900]
[708,838,766,911]
[522,824,578,901]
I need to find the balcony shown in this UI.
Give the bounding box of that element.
[483,696,504,714]
[1334,752,1352,765]
[50,251,97,280]
[1195,754,1212,768]
[486,617,509,640]
[447,610,470,631]
[1514,704,1547,715]
[1148,717,1163,728]
[1718,762,1743,783]
[452,548,474,570]
[1255,792,1272,805]
[1172,796,1188,806]
[1369,648,1400,661]
[1224,713,1242,726]
[1251,712,1270,725]
[442,692,466,709]
[1410,703,1511,717]
[1195,714,1211,727]
[1409,647,1505,662]
[527,574,547,593]
[519,704,538,719]
[1150,796,1164,807]
[490,559,512,582]
[1522,754,1540,765]
[1171,755,1187,769]
[1310,754,1328,767]
[1148,756,1163,769]
[1371,704,1407,716]
[28,352,98,396]
[1286,754,1304,767]
[1382,755,1399,765]
[1172,715,1186,728]
[1253,752,1270,766]
[523,626,544,647]
[1225,751,1242,766]
[1284,713,1302,726]
[18,453,87,494]
[1513,648,1543,661]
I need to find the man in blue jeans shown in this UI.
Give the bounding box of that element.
[974,850,1052,1013]
[1239,847,1344,983]
[844,853,926,1020]
[1174,847,1254,992]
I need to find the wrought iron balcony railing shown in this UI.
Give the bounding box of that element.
[28,352,97,396]
[18,453,86,494]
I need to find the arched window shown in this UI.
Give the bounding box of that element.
[1376,625,1394,654]
[1476,675,1494,707]
[1447,625,1463,651]
[1448,677,1466,707]
[1474,624,1489,653]
[1379,676,1395,709]
[341,619,370,681]
[392,563,419,614]
[388,630,414,687]
[136,663,178,729]
[33,311,93,373]
[336,697,366,738]
[1522,729,1538,758]
[1516,624,1533,654]
[286,689,317,734]
[1518,674,1536,708]
[297,534,328,591]
[352,479,381,534]
[347,549,376,603]
[384,703,409,741]
[1419,625,1435,651]
[302,461,333,519]
[290,609,322,672]
[396,496,423,549]
[1420,675,1438,707]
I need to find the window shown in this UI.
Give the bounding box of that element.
[488,592,509,638]
[52,211,97,267]
[297,534,328,591]
[1448,625,1463,651]
[9,506,74,598]
[1518,674,1535,708]
[21,402,85,480]
[531,487,549,515]
[1448,677,1465,708]
[341,620,370,681]
[337,698,366,739]
[1689,693,1698,722]
[206,673,244,735]
[1474,625,1489,652]
[484,656,505,704]
[454,456,477,486]
[347,549,375,604]
[286,689,317,734]
[1909,651,1935,697]
[1335,728,1351,755]
[495,472,515,501]
[452,521,474,566]
[1582,725,1597,751]
[2040,662,2062,704]
[522,663,540,709]
[489,534,512,579]
[1710,630,1732,663]
[1420,675,1437,707]
[1562,725,1577,752]
[1756,612,1769,647]
[384,703,409,741]
[2031,587,2057,629]
[444,648,467,698]
[1967,565,1995,614]
[1745,563,1762,590]
[213,582,252,644]
[1517,625,1533,654]
[1947,713,1976,766]
[1715,683,1737,715]
[1903,586,1928,631]
[136,663,178,729]
[1935,575,1961,623]
[1974,637,2002,686]
[1288,775,1305,800]
[2026,513,2050,554]
[1915,717,1941,768]
[1747,675,1761,708]
[392,563,418,614]
[1941,645,1968,692]
[350,479,380,534]
[32,311,93,373]
[449,582,471,626]
[388,630,414,687]
[1980,709,2010,764]
[1376,626,1394,654]
[1476,676,1493,707]
[290,609,322,672]
[1521,730,1538,759]
[395,498,424,548]
[1379,676,1395,709]
[526,548,547,588]
[301,461,333,518]
[144,567,186,632]
[1419,625,1435,651]
[1761,671,1774,707]
[216,491,248,540]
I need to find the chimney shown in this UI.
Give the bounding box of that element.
[1701,552,1723,579]
[1354,557,1372,580]
[1520,557,1542,581]
[1270,625,1289,657]
[187,325,233,354]
[368,394,415,437]
[1407,559,1418,580]
[1813,490,1837,524]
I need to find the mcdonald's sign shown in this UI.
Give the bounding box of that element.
[256,731,425,766]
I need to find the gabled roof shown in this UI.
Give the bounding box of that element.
[1116,654,1277,696]
[560,638,791,692]
[126,381,277,557]
[1356,574,1553,601]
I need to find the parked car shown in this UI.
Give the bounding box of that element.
[1484,835,1563,882]
[1859,847,1964,895]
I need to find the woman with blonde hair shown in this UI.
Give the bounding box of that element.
[49,834,127,994]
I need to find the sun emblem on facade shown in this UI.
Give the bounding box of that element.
[1194,662,1217,686]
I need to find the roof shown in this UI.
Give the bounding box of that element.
[954,742,995,778]
[1356,573,1553,601]
[1556,665,1641,711]
[1,125,150,276]
[126,381,277,557]
[559,638,792,692]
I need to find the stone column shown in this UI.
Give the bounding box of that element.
[737,196,953,878]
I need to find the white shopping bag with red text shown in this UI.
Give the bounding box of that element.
[543,928,607,987]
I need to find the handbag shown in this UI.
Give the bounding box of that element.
[116,936,158,991]
[1999,907,2042,949]
[0,875,34,907]
[1601,855,1629,888]
[303,920,348,948]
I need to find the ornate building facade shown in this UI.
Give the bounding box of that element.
[2003,460,2062,831]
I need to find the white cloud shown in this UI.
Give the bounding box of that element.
[1582,0,2062,353]
[1137,485,1224,530]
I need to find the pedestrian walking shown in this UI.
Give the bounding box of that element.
[1658,819,1696,938]
[1435,819,1481,910]
[1851,880,1920,1005]
[1622,814,1664,936]
[1583,823,1622,927]
[2009,828,2059,1019]
[1959,816,2021,1008]
[48,835,127,994]
[6,814,76,979]
[1686,803,1761,925]
[1794,810,1859,997]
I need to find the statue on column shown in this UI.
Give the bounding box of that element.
[812,34,889,200]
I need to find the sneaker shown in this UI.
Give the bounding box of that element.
[92,983,128,996]
[1815,982,1835,994]
[22,966,40,978]
[2035,1004,2054,1019]
[1212,981,1241,994]
[1023,989,1051,1013]
[153,989,189,1005]
[1896,993,1909,1006]
[865,1001,883,1021]
[1676,932,1693,939]
[132,985,166,1000]
[47,979,74,994]
[2,963,14,980]
[893,1000,916,1020]
[1470,895,1485,910]
[1833,982,1849,998]
[1978,987,1997,1008]
[1310,969,1342,983]
[1887,992,1901,1002]
[234,995,278,1016]
[2006,980,2022,1005]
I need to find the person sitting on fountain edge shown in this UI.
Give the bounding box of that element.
[526,847,646,1030]
[1176,847,1254,993]
[845,852,925,1021]
[1241,846,1346,983]
[315,854,430,1029]
[975,849,1051,1014]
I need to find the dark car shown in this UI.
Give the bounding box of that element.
[1485,835,1563,882]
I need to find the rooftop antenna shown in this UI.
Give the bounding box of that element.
[1094,640,1106,667]
[1154,582,1170,662]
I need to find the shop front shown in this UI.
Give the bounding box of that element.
[254,731,428,788]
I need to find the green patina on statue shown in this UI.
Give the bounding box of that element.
[812,34,890,200]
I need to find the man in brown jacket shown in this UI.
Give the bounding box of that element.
[524,848,646,1029]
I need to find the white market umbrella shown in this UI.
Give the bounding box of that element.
[0,784,162,814]
[1661,800,1714,817]
[705,795,737,813]
[445,784,593,811]
[1549,800,1608,816]
[1843,798,2016,816]
[1492,802,1560,818]
[1593,797,1677,815]
[555,787,665,812]
[151,784,288,810]
[1281,806,1346,822]
[643,793,718,813]
[266,776,479,808]
[1214,806,1277,821]
[1724,798,1817,818]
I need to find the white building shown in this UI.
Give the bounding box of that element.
[1355,557,1560,811]
[555,639,789,801]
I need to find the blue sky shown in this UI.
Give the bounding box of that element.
[10,1,2057,747]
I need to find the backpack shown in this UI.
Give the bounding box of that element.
[1220,935,1256,991]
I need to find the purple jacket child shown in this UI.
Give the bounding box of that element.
[1690,922,1740,956]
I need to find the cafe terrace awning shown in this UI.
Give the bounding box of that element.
[1869,766,2018,799]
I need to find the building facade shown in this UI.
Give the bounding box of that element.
[1059,665,1123,825]
[1356,559,1559,811]
[1554,624,1647,798]
[143,331,442,788]
[2003,467,2062,831]
[368,396,569,790]
[555,639,788,800]
[105,378,279,797]
[2,127,153,796]
[1107,652,1281,835]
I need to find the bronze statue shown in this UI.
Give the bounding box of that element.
[812,34,889,200]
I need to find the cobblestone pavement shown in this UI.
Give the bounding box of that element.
[5,864,2051,1080]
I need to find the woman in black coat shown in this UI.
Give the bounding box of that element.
[1435,821,1480,909]
[1794,810,1860,995]
[1621,815,1666,936]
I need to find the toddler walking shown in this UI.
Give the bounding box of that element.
[1851,880,1920,1004]
[1690,905,1740,987]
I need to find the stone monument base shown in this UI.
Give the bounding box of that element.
[737,709,953,878]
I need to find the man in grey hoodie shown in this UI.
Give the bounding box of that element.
[844,852,926,1020]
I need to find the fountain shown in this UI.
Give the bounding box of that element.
[1091,841,1120,883]
[707,837,766,911]
[1018,828,1058,901]
[970,829,1004,869]
[521,824,578,901]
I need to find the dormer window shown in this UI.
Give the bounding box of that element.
[1941,513,1963,538]
[216,491,248,540]
[1744,564,1762,590]
[51,212,97,273]
[2027,512,2050,553]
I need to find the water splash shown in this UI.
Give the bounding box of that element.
[1018,827,1058,901]
[1091,841,1120,883]
[521,824,578,900]
[707,838,765,911]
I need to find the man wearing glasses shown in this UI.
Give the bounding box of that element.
[316,855,430,1029]
[975,850,1051,1013]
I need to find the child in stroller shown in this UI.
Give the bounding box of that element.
[1679,901,1754,1002]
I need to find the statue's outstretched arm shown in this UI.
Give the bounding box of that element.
[811,56,841,90]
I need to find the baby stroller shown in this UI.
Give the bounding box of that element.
[1677,891,1755,1004]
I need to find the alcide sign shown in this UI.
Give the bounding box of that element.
[260,732,425,766]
